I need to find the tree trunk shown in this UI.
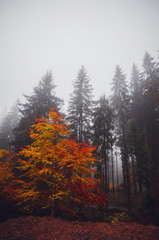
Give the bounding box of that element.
[111,148,115,192]
[51,198,55,218]
[131,154,137,195]
[104,149,109,221]
[115,152,119,191]
[138,180,143,195]
[122,123,131,214]
[122,154,127,197]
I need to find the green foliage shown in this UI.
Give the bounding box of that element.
[0,99,21,151]
[108,212,131,223]
[67,66,94,142]
[13,71,63,151]
[127,119,150,189]
[93,95,114,151]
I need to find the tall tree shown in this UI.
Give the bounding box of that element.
[67,66,94,142]
[12,71,63,151]
[0,99,21,152]
[92,95,114,219]
[128,64,149,193]
[111,65,131,212]
[142,51,157,83]
[142,52,159,188]
[128,120,149,194]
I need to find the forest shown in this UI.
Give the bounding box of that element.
[0,50,159,227]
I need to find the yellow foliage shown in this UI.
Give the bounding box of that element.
[13,109,98,212]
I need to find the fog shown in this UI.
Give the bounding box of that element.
[0,0,159,114]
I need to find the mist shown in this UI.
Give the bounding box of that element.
[0,0,159,114]
[0,0,159,229]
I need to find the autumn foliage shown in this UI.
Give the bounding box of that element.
[0,149,15,201]
[0,109,106,218]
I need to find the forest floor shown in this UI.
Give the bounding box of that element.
[0,216,159,240]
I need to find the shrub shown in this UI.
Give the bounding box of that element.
[108,212,131,223]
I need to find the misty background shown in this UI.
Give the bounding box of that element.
[0,0,159,115]
[0,0,159,225]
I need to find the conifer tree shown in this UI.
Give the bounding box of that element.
[142,53,159,188]
[0,99,21,152]
[128,64,149,193]
[110,65,131,212]
[67,66,94,142]
[143,51,156,83]
[92,95,114,219]
[13,71,63,151]
[92,95,114,179]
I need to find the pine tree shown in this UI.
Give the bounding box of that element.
[92,95,114,219]
[12,71,63,151]
[67,66,94,142]
[128,63,151,193]
[142,52,159,188]
[0,99,21,152]
[111,65,131,212]
[143,51,156,84]
[92,95,114,179]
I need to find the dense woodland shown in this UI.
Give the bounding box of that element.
[0,51,159,225]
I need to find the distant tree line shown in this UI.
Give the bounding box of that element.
[0,51,159,221]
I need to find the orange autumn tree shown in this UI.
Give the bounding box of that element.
[15,109,106,216]
[0,150,15,202]
[0,150,10,193]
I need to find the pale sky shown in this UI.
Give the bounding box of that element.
[0,0,159,115]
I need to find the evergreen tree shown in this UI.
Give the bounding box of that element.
[128,120,149,193]
[67,66,94,142]
[142,51,156,84]
[12,71,63,151]
[128,64,149,193]
[110,65,131,212]
[92,95,114,179]
[92,95,114,219]
[142,52,159,188]
[0,99,21,152]
[128,53,159,193]
[130,64,142,102]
